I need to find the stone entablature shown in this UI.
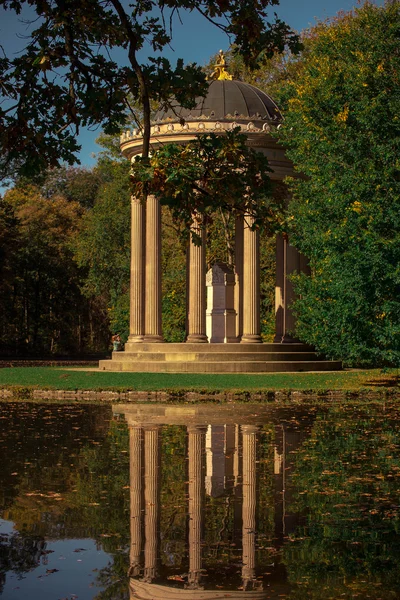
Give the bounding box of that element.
[120,118,277,144]
[120,119,280,154]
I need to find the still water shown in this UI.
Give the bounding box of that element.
[1,400,400,600]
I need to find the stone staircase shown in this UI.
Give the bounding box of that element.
[99,343,341,373]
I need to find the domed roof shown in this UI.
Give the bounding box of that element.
[153,79,282,123]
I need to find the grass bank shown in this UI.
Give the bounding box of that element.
[0,366,398,393]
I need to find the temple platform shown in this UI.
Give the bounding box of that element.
[99,343,341,373]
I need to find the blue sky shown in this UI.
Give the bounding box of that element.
[0,0,384,170]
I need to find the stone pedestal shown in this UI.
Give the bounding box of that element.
[206,262,237,343]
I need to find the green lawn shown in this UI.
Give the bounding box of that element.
[0,366,398,392]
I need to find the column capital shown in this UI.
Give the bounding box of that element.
[142,424,161,432]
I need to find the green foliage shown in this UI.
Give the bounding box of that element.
[0,185,109,354]
[0,0,299,177]
[277,1,400,366]
[161,210,187,342]
[74,160,131,341]
[132,129,281,236]
[40,165,104,208]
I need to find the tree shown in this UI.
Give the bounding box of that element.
[277,1,400,366]
[75,158,132,340]
[0,183,108,354]
[40,165,104,208]
[0,0,300,180]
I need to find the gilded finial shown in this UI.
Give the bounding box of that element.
[208,50,233,81]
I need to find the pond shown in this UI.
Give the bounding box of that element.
[0,400,399,599]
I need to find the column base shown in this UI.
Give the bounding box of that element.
[128,335,144,343]
[240,334,262,344]
[143,335,164,343]
[186,334,208,343]
[273,334,283,343]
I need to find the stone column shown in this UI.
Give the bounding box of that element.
[187,217,208,343]
[187,425,206,589]
[128,197,145,343]
[235,214,244,341]
[241,215,262,343]
[274,233,285,343]
[129,426,142,576]
[144,195,163,342]
[282,238,301,343]
[143,426,160,583]
[241,424,258,590]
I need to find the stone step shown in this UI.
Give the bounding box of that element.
[123,342,314,353]
[112,351,322,362]
[99,359,342,373]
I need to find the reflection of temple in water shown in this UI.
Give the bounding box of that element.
[115,404,313,599]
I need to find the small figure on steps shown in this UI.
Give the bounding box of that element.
[112,334,122,352]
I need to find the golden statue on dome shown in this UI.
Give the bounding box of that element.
[208,50,233,81]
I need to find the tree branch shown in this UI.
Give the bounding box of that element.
[108,0,151,159]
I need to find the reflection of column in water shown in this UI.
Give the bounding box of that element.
[143,426,160,583]
[241,424,258,591]
[233,425,243,548]
[129,426,143,577]
[187,425,206,589]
